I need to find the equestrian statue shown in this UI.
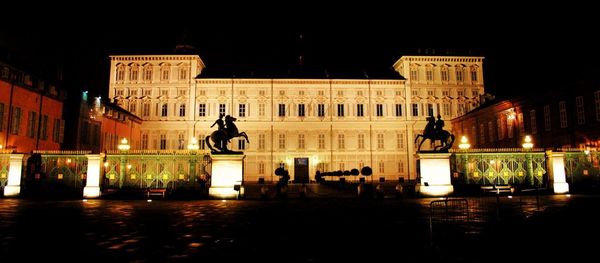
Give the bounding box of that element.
[414,115,455,152]
[206,114,249,154]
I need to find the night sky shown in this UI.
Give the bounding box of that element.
[1,5,598,99]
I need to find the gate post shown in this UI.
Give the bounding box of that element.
[83,154,103,198]
[3,154,24,197]
[546,150,569,194]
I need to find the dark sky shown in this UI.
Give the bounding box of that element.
[1,5,598,99]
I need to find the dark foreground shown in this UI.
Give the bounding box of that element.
[0,195,598,262]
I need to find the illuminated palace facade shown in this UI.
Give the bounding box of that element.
[109,54,484,183]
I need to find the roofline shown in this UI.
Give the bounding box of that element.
[393,55,485,68]
[109,54,205,68]
[195,78,404,83]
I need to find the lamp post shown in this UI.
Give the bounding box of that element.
[522,135,534,186]
[458,135,470,183]
[118,138,130,188]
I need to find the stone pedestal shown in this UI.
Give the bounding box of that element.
[3,154,24,197]
[83,154,103,198]
[415,153,454,196]
[209,153,245,199]
[547,151,569,194]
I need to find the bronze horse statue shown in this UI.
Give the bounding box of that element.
[206,114,249,153]
[414,115,455,152]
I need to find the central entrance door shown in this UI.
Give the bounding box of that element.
[294,158,309,183]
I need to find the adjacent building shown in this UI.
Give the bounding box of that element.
[0,61,65,153]
[109,54,485,183]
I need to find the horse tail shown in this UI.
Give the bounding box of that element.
[414,134,420,144]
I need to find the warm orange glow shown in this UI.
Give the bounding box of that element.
[458,136,470,150]
[118,138,130,151]
[522,135,533,149]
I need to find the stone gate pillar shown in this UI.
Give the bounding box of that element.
[546,151,569,194]
[3,154,24,197]
[83,154,103,198]
[415,153,454,196]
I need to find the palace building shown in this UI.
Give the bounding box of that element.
[109,54,484,183]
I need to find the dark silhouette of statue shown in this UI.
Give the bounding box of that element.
[414,115,455,152]
[206,114,249,154]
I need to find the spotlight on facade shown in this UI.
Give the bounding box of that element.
[187,137,200,151]
[118,138,130,151]
[507,108,516,120]
[522,135,533,150]
[458,136,471,150]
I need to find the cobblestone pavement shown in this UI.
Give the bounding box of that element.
[0,194,594,262]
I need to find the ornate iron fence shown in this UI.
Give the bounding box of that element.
[0,154,10,189]
[451,150,546,186]
[39,153,88,190]
[564,150,600,190]
[103,151,211,190]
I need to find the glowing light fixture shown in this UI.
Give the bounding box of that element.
[458,136,470,150]
[118,138,130,151]
[507,108,516,120]
[522,135,533,150]
[187,137,200,151]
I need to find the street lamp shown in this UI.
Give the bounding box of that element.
[187,137,200,151]
[458,135,471,150]
[522,135,533,150]
[118,138,130,151]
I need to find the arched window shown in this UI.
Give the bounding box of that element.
[115,64,125,81]
[129,64,139,81]
[143,64,153,81]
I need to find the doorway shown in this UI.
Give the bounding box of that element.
[294,158,309,183]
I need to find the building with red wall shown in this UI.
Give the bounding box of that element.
[0,61,65,153]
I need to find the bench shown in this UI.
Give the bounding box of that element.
[146,189,167,198]
[481,185,514,195]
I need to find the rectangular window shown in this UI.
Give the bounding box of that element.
[595,91,600,121]
[27,111,37,138]
[379,161,385,173]
[427,104,434,116]
[479,123,485,144]
[298,134,305,149]
[487,121,494,142]
[179,104,186,117]
[129,103,136,113]
[337,104,344,117]
[161,104,168,117]
[143,103,150,117]
[198,104,206,117]
[160,134,167,149]
[239,104,246,117]
[178,134,185,150]
[427,90,435,96]
[278,134,285,149]
[426,70,433,81]
[199,135,206,150]
[41,115,48,140]
[559,101,568,128]
[219,104,226,116]
[178,89,187,96]
[443,103,450,116]
[338,134,345,149]
[471,71,478,81]
[357,104,364,117]
[398,161,404,173]
[507,118,514,139]
[238,140,245,150]
[278,104,286,117]
[179,69,188,80]
[530,110,537,134]
[544,105,551,131]
[0,103,4,131]
[161,90,169,96]
[358,134,365,149]
[576,96,585,125]
[376,90,383,97]
[162,70,169,80]
[143,89,151,96]
[53,118,60,142]
[456,70,464,82]
[377,133,384,149]
[376,104,383,117]
[318,104,325,117]
[259,104,265,116]
[337,90,344,96]
[141,134,148,149]
[397,132,404,149]
[395,104,402,117]
[298,104,305,117]
[258,134,265,150]
[441,70,448,81]
[11,107,22,135]
[410,69,418,80]
[318,90,324,96]
[258,162,265,174]
[318,134,325,149]
[412,104,419,116]
[358,90,364,96]
[259,90,265,96]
